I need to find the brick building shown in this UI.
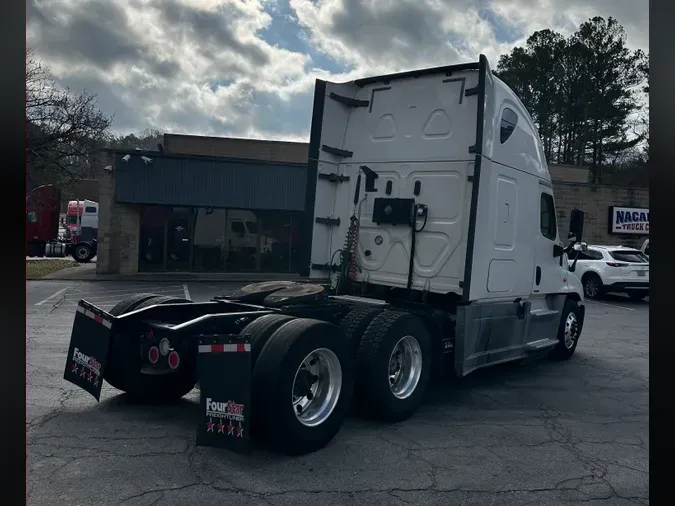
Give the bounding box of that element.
[549,165,649,248]
[95,135,649,276]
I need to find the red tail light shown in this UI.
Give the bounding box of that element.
[168,351,180,370]
[606,262,628,267]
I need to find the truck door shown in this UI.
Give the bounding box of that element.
[533,184,563,296]
[524,183,565,344]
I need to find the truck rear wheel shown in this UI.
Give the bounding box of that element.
[109,293,162,316]
[252,318,354,455]
[356,311,432,423]
[338,307,382,355]
[73,243,94,263]
[105,295,196,402]
[240,314,295,367]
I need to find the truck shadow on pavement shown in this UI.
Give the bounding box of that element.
[56,352,634,452]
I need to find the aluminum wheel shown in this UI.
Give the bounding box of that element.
[388,335,422,400]
[292,348,342,427]
[75,245,90,261]
[563,312,579,349]
[583,276,600,298]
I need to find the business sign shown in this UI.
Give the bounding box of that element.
[608,206,649,235]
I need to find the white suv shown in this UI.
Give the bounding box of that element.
[569,245,649,301]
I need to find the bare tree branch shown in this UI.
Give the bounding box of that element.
[26,47,113,192]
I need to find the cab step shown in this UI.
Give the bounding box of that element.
[524,338,558,351]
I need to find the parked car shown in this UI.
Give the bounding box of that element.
[641,239,649,259]
[568,245,649,300]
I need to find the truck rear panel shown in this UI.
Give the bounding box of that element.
[308,61,485,297]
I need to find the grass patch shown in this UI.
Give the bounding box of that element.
[27,259,80,280]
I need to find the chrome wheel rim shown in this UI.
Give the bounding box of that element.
[563,312,579,349]
[584,278,599,298]
[292,348,342,427]
[388,335,422,399]
[75,246,89,260]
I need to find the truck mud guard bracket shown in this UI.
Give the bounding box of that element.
[196,335,251,453]
[321,145,353,158]
[311,263,341,272]
[318,172,351,183]
[315,216,341,227]
[329,92,369,108]
[63,301,114,401]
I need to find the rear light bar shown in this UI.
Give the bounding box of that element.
[606,262,628,267]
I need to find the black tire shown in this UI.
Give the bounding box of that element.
[252,318,354,455]
[338,307,382,355]
[109,293,162,316]
[582,273,603,299]
[134,295,192,309]
[104,295,195,401]
[72,243,93,263]
[356,311,432,423]
[240,314,296,367]
[550,298,582,360]
[627,291,647,301]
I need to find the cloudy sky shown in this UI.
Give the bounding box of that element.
[27,0,648,141]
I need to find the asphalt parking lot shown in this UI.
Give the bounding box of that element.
[28,282,648,505]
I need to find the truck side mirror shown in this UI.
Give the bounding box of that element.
[568,209,584,243]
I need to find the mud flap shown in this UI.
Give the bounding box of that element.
[196,336,252,453]
[63,301,114,401]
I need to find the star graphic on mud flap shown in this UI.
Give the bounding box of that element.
[206,418,214,432]
[227,421,234,435]
[87,371,94,382]
[216,419,225,434]
[93,379,99,387]
[236,422,244,438]
[71,363,78,374]
[79,368,87,378]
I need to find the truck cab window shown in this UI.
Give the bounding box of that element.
[231,221,245,235]
[28,211,37,223]
[500,108,518,144]
[85,206,97,213]
[540,193,557,240]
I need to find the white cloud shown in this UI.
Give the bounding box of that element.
[26,0,648,140]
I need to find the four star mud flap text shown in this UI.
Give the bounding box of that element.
[196,335,252,453]
[63,301,113,401]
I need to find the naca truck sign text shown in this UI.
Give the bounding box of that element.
[608,206,649,235]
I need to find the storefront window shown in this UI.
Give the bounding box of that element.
[138,205,303,274]
[225,210,259,272]
[139,206,169,272]
[192,208,227,271]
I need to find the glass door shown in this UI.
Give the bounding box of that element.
[166,207,193,271]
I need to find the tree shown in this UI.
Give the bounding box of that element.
[108,128,164,151]
[26,48,113,194]
[495,17,648,184]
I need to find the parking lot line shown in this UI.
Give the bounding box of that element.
[69,286,185,297]
[66,290,185,303]
[183,283,191,300]
[34,286,72,306]
[586,299,635,311]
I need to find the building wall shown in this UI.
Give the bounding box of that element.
[553,182,649,248]
[113,151,307,211]
[164,134,309,164]
[97,151,141,274]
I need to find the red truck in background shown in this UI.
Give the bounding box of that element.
[26,185,99,262]
[27,185,62,257]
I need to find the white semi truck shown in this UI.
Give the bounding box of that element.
[63,55,588,456]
